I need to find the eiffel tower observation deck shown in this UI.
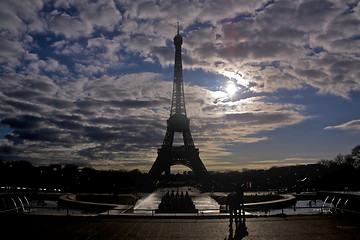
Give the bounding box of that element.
[149,24,207,178]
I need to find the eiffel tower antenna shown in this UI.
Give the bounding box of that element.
[149,24,207,178]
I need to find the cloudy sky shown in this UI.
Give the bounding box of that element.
[0,0,359,172]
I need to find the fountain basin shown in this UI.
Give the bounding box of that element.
[134,187,220,214]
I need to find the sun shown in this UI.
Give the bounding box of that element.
[225,81,237,96]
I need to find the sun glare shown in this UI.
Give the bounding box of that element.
[225,81,237,96]
[220,70,248,86]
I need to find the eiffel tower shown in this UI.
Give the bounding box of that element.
[149,24,207,178]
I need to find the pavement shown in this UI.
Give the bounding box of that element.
[2,214,360,239]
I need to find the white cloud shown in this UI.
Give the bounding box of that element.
[49,0,122,38]
[325,119,360,131]
[48,12,92,39]
[125,0,266,25]
[26,57,69,75]
[78,0,122,31]
[0,39,25,69]
[1,0,359,98]
[114,0,360,98]
[0,0,45,37]
[86,36,122,63]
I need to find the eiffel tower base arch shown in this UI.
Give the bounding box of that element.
[149,147,207,178]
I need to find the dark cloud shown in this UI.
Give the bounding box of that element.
[3,100,43,112]
[4,89,41,99]
[150,46,173,66]
[77,146,110,160]
[110,99,168,109]
[5,128,67,145]
[295,0,336,28]
[89,117,120,126]
[0,73,170,168]
[295,69,328,79]
[49,119,84,131]
[36,97,73,109]
[224,112,294,125]
[1,115,43,129]
[84,126,120,142]
[55,114,82,122]
[24,78,56,92]
[0,145,16,155]
[75,98,108,109]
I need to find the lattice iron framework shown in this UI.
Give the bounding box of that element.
[149,23,207,178]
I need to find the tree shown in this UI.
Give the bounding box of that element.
[334,154,345,165]
[351,145,360,168]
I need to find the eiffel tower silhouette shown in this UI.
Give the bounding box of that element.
[149,23,207,178]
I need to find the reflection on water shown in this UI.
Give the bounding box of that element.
[133,189,328,215]
[247,199,326,215]
[29,200,101,215]
[134,187,220,214]
[332,191,360,196]
[192,195,220,213]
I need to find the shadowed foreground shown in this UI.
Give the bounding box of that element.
[2,215,360,239]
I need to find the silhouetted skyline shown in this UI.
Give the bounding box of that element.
[0,0,359,171]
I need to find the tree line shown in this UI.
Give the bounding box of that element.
[1,145,359,193]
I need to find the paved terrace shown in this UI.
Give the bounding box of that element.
[2,214,360,239]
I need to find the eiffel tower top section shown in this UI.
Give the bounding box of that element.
[170,23,186,117]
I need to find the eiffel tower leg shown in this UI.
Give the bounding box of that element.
[189,151,207,176]
[165,166,171,175]
[183,130,195,148]
[163,129,174,148]
[149,149,172,178]
[149,127,175,178]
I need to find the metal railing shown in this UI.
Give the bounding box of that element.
[0,195,30,214]
[2,198,359,217]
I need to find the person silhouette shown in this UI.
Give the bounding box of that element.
[236,185,246,225]
[227,185,246,225]
[227,190,239,224]
[225,185,248,240]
